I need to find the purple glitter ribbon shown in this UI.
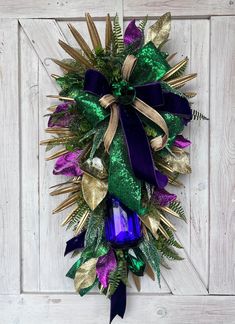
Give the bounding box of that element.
[124,19,143,47]
[53,150,83,177]
[48,102,73,128]
[152,188,177,206]
[174,135,191,148]
[96,249,117,288]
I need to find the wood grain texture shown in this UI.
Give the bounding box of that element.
[0,19,20,294]
[209,16,235,294]
[158,19,208,294]
[20,19,68,80]
[2,294,235,324]
[20,28,40,292]
[123,0,235,17]
[189,19,210,287]
[0,0,122,18]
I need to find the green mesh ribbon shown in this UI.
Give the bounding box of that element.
[130,42,171,85]
[108,128,145,214]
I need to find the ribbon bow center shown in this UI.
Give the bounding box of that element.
[112,80,136,106]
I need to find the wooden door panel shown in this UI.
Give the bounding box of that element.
[0,4,235,322]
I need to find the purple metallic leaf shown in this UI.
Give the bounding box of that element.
[124,19,143,47]
[174,135,191,149]
[152,188,177,207]
[48,102,73,128]
[96,249,117,288]
[53,150,83,177]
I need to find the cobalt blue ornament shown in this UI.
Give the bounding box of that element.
[105,196,143,249]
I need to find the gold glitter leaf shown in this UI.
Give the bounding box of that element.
[105,14,112,51]
[132,273,141,292]
[139,211,160,239]
[82,172,108,210]
[85,13,102,50]
[163,151,191,174]
[146,12,171,47]
[74,258,98,292]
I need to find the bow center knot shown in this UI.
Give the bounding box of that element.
[112,80,136,106]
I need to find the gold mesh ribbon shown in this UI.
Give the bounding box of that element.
[99,55,169,152]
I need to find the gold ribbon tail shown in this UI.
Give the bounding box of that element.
[99,94,119,152]
[133,98,169,151]
[103,103,119,152]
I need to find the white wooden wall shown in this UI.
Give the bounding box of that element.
[0,1,235,323]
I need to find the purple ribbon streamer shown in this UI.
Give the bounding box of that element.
[64,231,86,256]
[120,105,167,188]
[110,281,126,323]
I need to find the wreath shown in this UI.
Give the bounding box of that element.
[41,12,208,322]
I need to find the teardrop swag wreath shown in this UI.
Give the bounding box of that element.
[41,12,208,322]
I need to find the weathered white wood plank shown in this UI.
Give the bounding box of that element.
[0,0,234,18]
[20,27,40,292]
[20,19,68,79]
[189,19,210,287]
[209,16,235,294]
[0,19,20,294]
[161,243,207,295]
[123,0,235,17]
[0,0,122,18]
[2,294,235,324]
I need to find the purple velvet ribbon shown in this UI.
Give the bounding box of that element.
[64,231,86,256]
[110,281,126,323]
[84,69,191,188]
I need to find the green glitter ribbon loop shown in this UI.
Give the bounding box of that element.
[74,90,109,126]
[130,41,171,86]
[108,128,144,214]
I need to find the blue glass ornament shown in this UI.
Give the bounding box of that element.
[105,196,143,249]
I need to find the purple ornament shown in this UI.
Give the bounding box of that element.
[96,249,117,288]
[152,188,177,207]
[53,150,83,177]
[105,196,143,249]
[174,135,191,149]
[124,19,143,47]
[48,102,73,128]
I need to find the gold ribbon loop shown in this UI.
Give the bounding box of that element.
[99,94,119,152]
[99,94,116,108]
[103,103,119,152]
[122,54,137,81]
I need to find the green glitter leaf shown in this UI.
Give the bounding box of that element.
[139,238,161,286]
[84,204,105,249]
[89,121,108,158]
[74,90,109,126]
